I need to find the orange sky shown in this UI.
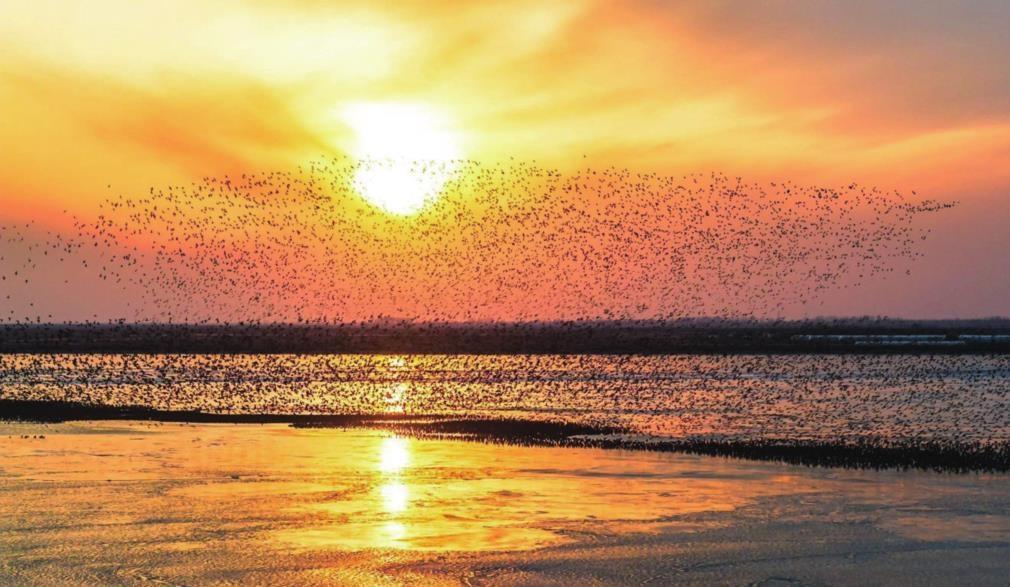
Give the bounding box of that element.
[2,0,1010,320]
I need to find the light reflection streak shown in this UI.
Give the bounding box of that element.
[376,434,412,547]
[384,382,408,414]
[381,480,409,513]
[379,436,410,473]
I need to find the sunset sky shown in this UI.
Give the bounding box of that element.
[2,0,1010,320]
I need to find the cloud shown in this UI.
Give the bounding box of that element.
[644,0,1010,136]
[0,60,332,222]
[1,0,1009,324]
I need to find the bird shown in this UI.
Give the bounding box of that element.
[2,154,1001,472]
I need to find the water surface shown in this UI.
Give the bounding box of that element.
[4,354,1010,443]
[3,422,1009,585]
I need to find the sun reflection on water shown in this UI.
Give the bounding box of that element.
[376,435,412,546]
[274,429,744,553]
[384,382,408,414]
[381,521,408,544]
[379,436,410,473]
[380,480,409,513]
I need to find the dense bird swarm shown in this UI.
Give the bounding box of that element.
[2,353,1010,471]
[1,353,1006,442]
[3,163,1006,471]
[2,157,952,324]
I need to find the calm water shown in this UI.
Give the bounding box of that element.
[3,354,1010,443]
[6,422,1010,584]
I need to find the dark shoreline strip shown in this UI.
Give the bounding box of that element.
[2,400,1009,473]
[0,400,615,436]
[4,322,1010,354]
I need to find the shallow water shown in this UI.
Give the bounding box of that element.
[3,354,1010,443]
[2,422,1010,585]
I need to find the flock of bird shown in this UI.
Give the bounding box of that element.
[4,160,1007,467]
[1,156,952,324]
[2,353,1008,447]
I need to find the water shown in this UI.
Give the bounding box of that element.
[3,354,1010,443]
[5,422,1010,584]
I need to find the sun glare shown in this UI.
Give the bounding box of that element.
[378,436,411,473]
[343,102,462,215]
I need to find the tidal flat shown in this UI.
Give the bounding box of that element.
[3,422,1010,586]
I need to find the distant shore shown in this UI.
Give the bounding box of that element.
[3,320,1010,354]
[4,399,1008,473]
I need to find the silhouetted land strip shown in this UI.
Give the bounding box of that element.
[3,320,1010,354]
[0,400,615,438]
[4,400,1008,473]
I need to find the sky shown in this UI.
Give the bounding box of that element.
[2,0,1009,321]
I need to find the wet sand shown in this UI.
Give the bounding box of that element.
[3,422,1010,585]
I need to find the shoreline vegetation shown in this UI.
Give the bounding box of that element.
[4,399,1008,473]
[3,319,1010,354]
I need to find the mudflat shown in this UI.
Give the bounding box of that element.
[3,422,1009,586]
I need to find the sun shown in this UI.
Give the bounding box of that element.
[342,102,462,215]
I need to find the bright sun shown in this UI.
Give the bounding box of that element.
[343,102,462,215]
